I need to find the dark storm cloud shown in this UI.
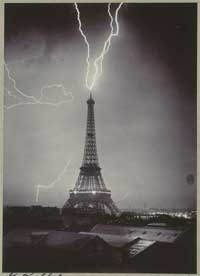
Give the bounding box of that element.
[4,3,197,209]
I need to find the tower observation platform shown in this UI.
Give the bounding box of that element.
[62,94,119,216]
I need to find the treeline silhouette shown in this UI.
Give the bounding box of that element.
[3,205,195,234]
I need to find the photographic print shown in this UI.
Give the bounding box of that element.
[3,2,197,273]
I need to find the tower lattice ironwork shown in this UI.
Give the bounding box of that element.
[63,94,119,215]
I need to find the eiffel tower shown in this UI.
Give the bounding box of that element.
[62,94,119,215]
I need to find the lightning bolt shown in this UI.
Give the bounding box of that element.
[5,63,40,103]
[74,2,123,90]
[4,62,73,110]
[36,158,71,203]
[92,3,123,89]
[74,3,91,90]
[5,87,17,98]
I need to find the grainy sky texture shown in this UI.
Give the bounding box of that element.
[4,3,197,209]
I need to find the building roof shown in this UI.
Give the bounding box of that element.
[80,231,139,247]
[91,224,184,243]
[4,229,104,251]
[44,231,100,251]
[80,231,157,259]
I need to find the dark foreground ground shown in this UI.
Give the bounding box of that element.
[3,206,197,273]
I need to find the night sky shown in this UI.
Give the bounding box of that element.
[4,3,197,209]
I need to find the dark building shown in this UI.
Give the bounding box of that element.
[80,223,196,273]
[3,229,121,272]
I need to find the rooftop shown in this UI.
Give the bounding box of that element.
[91,224,185,243]
[4,229,103,251]
[80,231,138,247]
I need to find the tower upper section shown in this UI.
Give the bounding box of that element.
[81,94,100,168]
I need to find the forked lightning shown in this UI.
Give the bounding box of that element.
[5,63,73,110]
[74,2,123,90]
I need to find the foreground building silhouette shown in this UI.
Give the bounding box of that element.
[3,220,196,273]
[63,94,119,215]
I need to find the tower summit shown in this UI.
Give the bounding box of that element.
[62,94,119,215]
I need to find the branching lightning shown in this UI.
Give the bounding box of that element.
[74,3,91,90]
[92,3,123,88]
[5,61,74,200]
[74,2,123,90]
[4,62,73,110]
[36,158,71,203]
[5,62,40,104]
[5,3,123,107]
